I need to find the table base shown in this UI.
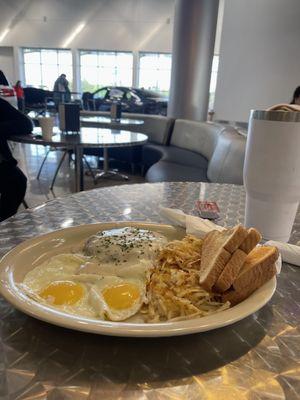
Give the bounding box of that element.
[95,170,129,180]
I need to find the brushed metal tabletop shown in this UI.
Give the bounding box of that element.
[0,182,299,400]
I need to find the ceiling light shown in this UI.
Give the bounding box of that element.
[0,29,10,42]
[62,22,85,48]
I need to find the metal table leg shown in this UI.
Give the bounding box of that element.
[95,147,129,181]
[74,146,84,191]
[103,147,109,174]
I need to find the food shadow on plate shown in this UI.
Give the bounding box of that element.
[1,305,274,393]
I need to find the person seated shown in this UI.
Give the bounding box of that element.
[290,86,300,105]
[0,98,33,221]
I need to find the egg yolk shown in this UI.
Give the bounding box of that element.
[102,283,140,310]
[39,281,84,305]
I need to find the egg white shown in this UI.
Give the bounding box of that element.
[23,253,88,291]
[22,254,100,317]
[89,276,146,321]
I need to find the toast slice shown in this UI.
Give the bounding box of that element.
[221,262,277,306]
[239,228,262,254]
[199,225,248,291]
[221,286,253,306]
[233,246,279,292]
[222,225,248,253]
[222,246,278,306]
[213,249,247,293]
[199,230,231,291]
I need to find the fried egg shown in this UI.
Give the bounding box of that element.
[21,227,168,322]
[89,276,146,321]
[22,254,98,317]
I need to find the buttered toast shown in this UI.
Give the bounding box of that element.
[199,225,278,305]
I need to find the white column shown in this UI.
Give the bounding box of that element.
[168,0,219,121]
[71,48,80,93]
[132,51,139,88]
[13,46,23,84]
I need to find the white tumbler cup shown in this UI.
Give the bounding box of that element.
[244,110,300,242]
[39,117,54,141]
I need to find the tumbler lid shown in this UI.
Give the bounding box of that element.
[251,110,300,122]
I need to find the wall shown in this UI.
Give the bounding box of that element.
[0,46,14,82]
[214,0,300,122]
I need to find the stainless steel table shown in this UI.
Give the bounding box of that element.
[9,127,148,192]
[0,182,299,399]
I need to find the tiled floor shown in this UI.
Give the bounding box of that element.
[12,142,145,210]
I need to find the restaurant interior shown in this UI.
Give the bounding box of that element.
[0,0,299,399]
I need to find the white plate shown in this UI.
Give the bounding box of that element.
[0,222,277,337]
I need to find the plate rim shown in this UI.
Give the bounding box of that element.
[0,221,277,337]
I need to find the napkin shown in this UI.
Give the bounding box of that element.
[265,241,300,267]
[160,207,299,270]
[160,207,225,237]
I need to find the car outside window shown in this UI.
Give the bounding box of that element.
[94,89,107,99]
[125,91,141,102]
[108,88,124,100]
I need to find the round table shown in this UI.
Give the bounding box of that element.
[80,115,144,128]
[0,182,299,399]
[9,127,148,192]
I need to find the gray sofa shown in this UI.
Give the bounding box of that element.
[144,119,246,185]
[80,111,246,184]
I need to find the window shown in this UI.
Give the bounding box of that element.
[80,51,133,93]
[125,91,140,102]
[138,53,172,97]
[22,48,73,90]
[94,88,108,100]
[208,55,219,110]
[108,88,124,100]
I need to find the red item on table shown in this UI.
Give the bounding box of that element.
[195,200,220,219]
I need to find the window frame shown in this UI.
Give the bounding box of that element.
[208,54,220,110]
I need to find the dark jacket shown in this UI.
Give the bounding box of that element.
[0,98,33,164]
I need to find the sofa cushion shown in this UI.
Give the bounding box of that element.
[123,113,175,145]
[170,120,227,159]
[146,161,208,183]
[158,146,208,168]
[207,131,246,185]
[143,143,208,169]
